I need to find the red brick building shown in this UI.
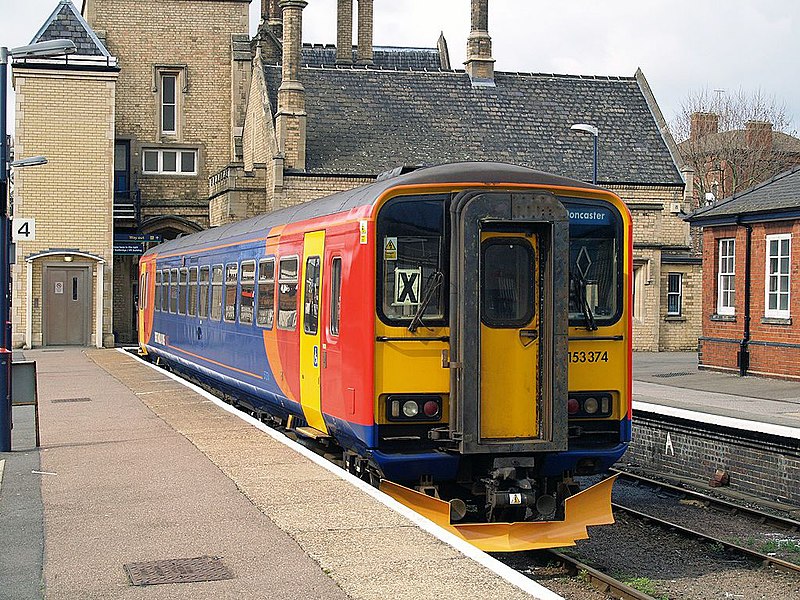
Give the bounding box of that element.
[688,166,800,378]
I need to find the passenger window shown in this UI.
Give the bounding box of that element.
[169,268,179,313]
[257,258,275,328]
[224,263,238,322]
[330,258,342,336]
[199,266,210,318]
[161,270,169,312]
[178,268,188,315]
[210,265,223,320]
[481,239,535,328]
[155,271,162,311]
[278,257,298,330]
[303,256,321,335]
[188,267,198,317]
[239,261,256,324]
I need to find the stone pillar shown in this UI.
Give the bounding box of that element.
[336,0,353,65]
[465,0,495,86]
[276,0,307,170]
[356,0,373,65]
[268,0,283,39]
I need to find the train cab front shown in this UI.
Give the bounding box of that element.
[369,179,630,551]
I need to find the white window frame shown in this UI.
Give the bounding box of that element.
[667,273,682,316]
[717,238,735,316]
[142,148,197,175]
[765,233,791,319]
[161,72,178,135]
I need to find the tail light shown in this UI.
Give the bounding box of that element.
[567,392,613,418]
[386,395,442,422]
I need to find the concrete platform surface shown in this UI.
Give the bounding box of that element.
[633,352,800,432]
[0,348,556,600]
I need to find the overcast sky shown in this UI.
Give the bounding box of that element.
[2,0,799,140]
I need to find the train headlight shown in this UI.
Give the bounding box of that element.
[423,400,440,418]
[402,401,419,418]
[567,397,580,415]
[583,397,599,414]
[566,392,614,418]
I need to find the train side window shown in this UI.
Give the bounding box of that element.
[169,268,179,313]
[303,256,321,335]
[330,257,342,336]
[155,271,162,311]
[178,268,188,315]
[257,258,275,328]
[211,265,223,320]
[239,261,256,325]
[161,270,169,312]
[224,263,238,322]
[199,266,210,318]
[188,267,198,317]
[278,256,298,330]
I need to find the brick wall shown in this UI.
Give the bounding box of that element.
[627,412,800,505]
[699,221,800,378]
[12,67,117,348]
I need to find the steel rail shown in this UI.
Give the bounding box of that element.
[610,467,800,533]
[544,550,657,600]
[612,503,800,574]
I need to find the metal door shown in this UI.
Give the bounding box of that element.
[44,265,90,346]
[299,231,327,432]
[479,232,540,440]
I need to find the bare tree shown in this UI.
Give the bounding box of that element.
[671,88,800,205]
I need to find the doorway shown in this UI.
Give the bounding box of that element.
[43,265,91,346]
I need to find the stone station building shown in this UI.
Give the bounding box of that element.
[11,0,699,351]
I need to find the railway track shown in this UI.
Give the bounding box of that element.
[542,550,658,600]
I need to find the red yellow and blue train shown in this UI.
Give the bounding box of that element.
[138,162,632,551]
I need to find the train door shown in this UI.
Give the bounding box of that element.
[299,231,327,433]
[479,232,539,440]
[449,191,570,455]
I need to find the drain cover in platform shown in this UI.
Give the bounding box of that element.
[124,556,233,586]
[51,397,92,403]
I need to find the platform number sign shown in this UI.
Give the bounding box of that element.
[394,268,421,306]
[12,218,36,242]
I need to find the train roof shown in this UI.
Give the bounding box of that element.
[144,161,601,257]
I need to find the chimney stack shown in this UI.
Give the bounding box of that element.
[465,0,495,86]
[356,0,374,65]
[689,112,719,142]
[336,0,353,65]
[745,120,773,151]
[268,0,283,38]
[276,0,307,170]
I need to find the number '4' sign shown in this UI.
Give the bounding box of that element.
[12,218,36,242]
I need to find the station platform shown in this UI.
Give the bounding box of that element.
[0,348,557,600]
[632,351,800,436]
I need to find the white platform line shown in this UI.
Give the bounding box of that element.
[0,460,5,495]
[633,401,800,440]
[119,349,563,600]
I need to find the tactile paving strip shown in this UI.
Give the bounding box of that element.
[124,556,233,586]
[651,372,694,378]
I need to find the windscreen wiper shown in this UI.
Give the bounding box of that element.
[573,272,598,332]
[408,271,444,333]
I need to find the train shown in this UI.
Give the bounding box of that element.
[137,162,632,551]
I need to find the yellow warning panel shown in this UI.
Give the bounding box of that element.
[380,476,617,552]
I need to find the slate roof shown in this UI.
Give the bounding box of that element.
[263,65,683,185]
[688,165,800,224]
[301,44,444,70]
[31,0,111,57]
[678,130,800,155]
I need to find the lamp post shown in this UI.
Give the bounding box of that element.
[570,123,599,185]
[1,39,75,452]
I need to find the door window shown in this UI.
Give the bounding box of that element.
[481,239,535,328]
[303,256,321,335]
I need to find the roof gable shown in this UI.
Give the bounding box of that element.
[263,64,683,185]
[31,0,111,58]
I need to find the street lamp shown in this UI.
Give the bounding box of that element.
[1,39,75,451]
[570,123,599,185]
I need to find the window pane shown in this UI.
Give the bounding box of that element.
[162,151,177,172]
[278,257,298,330]
[155,271,162,311]
[144,150,158,172]
[199,266,210,319]
[188,267,198,317]
[211,265,223,321]
[180,151,195,174]
[481,240,534,327]
[224,264,238,322]
[257,259,275,328]
[162,106,176,133]
[303,257,321,335]
[162,75,176,103]
[239,261,255,325]
[178,268,188,315]
[330,258,342,336]
[169,269,179,313]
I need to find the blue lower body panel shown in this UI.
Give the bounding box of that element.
[368,449,460,483]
